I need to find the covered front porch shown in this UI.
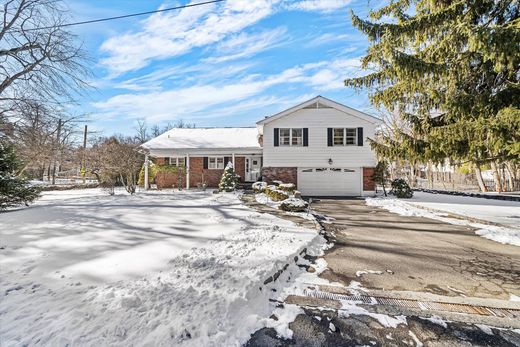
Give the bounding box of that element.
[143,149,263,190]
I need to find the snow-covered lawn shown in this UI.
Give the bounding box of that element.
[0,189,321,346]
[367,192,520,246]
[405,191,520,227]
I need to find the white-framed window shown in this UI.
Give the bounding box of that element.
[333,128,344,145]
[279,128,303,146]
[169,157,186,166]
[345,128,357,145]
[279,128,290,146]
[291,128,303,146]
[208,157,225,169]
[332,128,357,146]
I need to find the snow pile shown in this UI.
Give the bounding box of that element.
[252,181,267,192]
[255,193,315,221]
[405,191,520,227]
[366,196,520,246]
[0,190,320,346]
[279,197,308,212]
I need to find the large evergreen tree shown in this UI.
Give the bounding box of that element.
[346,0,519,190]
[0,142,40,210]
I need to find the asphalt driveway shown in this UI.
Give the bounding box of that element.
[312,198,520,301]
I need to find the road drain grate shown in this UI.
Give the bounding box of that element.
[303,289,520,318]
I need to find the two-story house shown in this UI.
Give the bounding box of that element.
[140,96,381,196]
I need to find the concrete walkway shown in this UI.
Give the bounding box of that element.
[312,198,520,301]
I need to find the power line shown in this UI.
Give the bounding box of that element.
[31,0,226,30]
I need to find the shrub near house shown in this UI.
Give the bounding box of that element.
[219,162,240,192]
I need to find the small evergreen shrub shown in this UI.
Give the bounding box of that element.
[265,186,289,201]
[390,178,413,198]
[0,142,40,210]
[271,180,283,187]
[279,197,308,212]
[252,181,267,193]
[218,162,240,192]
[278,183,295,193]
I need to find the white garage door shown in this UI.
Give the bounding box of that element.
[297,167,362,196]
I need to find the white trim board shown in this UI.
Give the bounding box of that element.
[257,95,382,127]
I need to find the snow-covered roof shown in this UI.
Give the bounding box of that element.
[141,127,261,150]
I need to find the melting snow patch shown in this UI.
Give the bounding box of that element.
[264,304,303,339]
[476,324,494,335]
[339,302,408,329]
[408,330,423,346]
[510,294,520,302]
[328,322,336,332]
[356,269,384,277]
[420,315,448,328]
[366,197,520,247]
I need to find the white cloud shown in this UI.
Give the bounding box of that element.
[304,33,356,47]
[93,56,364,122]
[115,62,255,91]
[100,0,278,76]
[204,27,287,63]
[288,0,352,12]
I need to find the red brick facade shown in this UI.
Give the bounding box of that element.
[363,167,376,191]
[154,156,246,189]
[262,167,297,186]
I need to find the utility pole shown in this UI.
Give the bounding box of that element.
[82,125,87,184]
[51,119,62,185]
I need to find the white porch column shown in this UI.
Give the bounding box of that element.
[144,153,149,190]
[186,154,190,189]
[232,153,235,168]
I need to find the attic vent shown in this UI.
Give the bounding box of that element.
[303,101,332,109]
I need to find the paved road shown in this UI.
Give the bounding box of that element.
[312,198,520,300]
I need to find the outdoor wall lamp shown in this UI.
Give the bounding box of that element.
[328,158,333,165]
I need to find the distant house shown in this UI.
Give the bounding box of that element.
[141,96,381,196]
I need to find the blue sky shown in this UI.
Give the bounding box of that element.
[66,0,382,135]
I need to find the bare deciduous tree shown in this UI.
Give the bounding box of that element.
[11,101,81,180]
[135,118,196,142]
[0,0,90,110]
[87,136,143,194]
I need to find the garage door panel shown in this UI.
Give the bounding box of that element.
[297,167,361,196]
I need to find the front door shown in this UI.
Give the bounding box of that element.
[245,157,262,181]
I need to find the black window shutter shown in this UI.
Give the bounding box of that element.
[357,127,364,146]
[303,128,309,146]
[327,128,333,147]
[203,157,208,169]
[274,128,279,147]
[224,156,231,166]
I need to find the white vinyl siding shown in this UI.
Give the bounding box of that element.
[263,108,377,168]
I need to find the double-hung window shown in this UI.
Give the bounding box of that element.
[279,128,303,147]
[169,157,186,166]
[332,128,357,146]
[208,157,225,169]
